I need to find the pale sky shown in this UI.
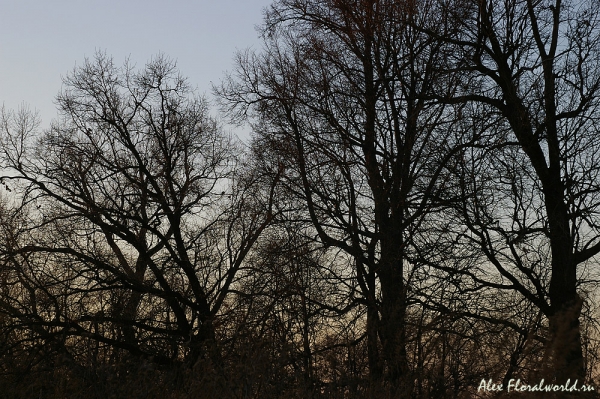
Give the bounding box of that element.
[0,0,273,140]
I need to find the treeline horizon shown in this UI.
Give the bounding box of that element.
[2,0,600,398]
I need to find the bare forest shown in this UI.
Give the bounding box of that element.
[2,0,600,398]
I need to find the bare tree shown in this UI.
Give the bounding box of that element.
[432,0,600,385]
[217,0,470,392]
[0,53,275,377]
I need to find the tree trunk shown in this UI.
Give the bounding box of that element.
[546,177,585,383]
[379,232,410,395]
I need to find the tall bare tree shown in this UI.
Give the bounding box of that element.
[218,0,470,391]
[433,0,600,385]
[0,53,276,374]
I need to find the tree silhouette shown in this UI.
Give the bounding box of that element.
[0,53,276,378]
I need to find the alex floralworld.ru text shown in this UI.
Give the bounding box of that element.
[478,379,595,393]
